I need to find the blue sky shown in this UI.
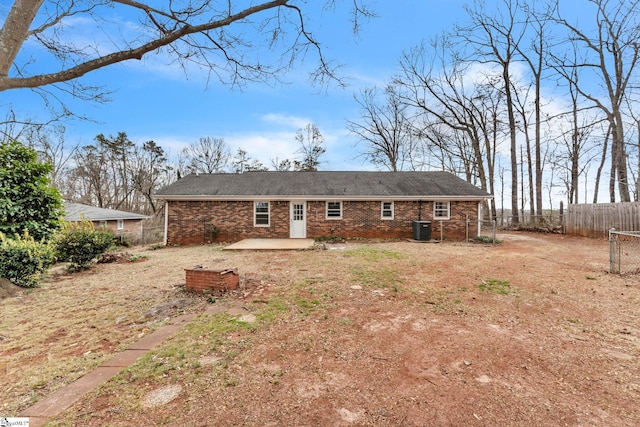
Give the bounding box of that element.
[5,0,471,169]
[5,0,607,209]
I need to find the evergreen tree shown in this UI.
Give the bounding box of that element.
[0,140,63,240]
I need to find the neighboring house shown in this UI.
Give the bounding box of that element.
[154,171,492,245]
[63,203,150,242]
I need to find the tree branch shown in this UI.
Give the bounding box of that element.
[0,0,295,91]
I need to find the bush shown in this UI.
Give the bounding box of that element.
[0,232,55,288]
[472,235,502,244]
[54,221,115,271]
[0,140,64,241]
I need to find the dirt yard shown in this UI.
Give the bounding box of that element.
[1,232,639,426]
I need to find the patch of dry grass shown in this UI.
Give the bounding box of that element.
[3,235,640,426]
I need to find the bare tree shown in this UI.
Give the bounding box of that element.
[182,137,230,174]
[516,1,555,216]
[231,148,267,173]
[95,132,136,211]
[512,82,536,217]
[551,110,600,205]
[130,140,170,214]
[347,84,415,171]
[592,122,611,203]
[69,131,169,213]
[551,0,640,202]
[395,38,501,218]
[626,101,640,201]
[23,125,78,192]
[270,157,293,171]
[294,123,325,171]
[552,54,604,204]
[71,143,111,208]
[0,1,372,94]
[458,0,528,224]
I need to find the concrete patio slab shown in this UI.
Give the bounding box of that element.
[224,238,315,250]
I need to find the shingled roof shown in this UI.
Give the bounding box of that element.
[64,203,150,222]
[155,171,492,201]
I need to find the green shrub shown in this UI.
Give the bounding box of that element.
[54,221,115,271]
[0,140,64,241]
[472,235,502,244]
[0,232,55,288]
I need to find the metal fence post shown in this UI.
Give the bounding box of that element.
[609,228,616,274]
[465,215,469,243]
[492,220,497,244]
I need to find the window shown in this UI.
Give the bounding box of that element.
[326,201,342,219]
[434,201,450,220]
[99,221,107,228]
[381,201,394,219]
[117,219,124,230]
[254,201,270,226]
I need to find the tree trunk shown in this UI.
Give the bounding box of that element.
[504,65,519,225]
[612,113,631,202]
[593,125,610,204]
[534,78,543,216]
[0,0,44,76]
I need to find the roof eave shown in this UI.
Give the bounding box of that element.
[155,195,493,202]
[65,216,150,221]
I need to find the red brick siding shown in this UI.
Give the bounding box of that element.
[92,219,144,241]
[185,268,239,292]
[165,199,480,244]
[167,201,290,244]
[306,200,478,240]
[306,200,415,239]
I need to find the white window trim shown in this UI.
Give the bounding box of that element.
[326,201,343,220]
[116,219,124,230]
[434,201,450,220]
[254,201,270,227]
[381,201,394,220]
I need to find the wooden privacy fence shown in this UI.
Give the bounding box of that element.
[566,202,640,238]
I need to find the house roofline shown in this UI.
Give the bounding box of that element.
[73,215,151,221]
[155,195,493,202]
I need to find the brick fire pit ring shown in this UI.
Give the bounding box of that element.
[185,266,239,292]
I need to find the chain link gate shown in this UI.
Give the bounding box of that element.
[609,229,640,274]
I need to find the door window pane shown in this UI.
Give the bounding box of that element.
[293,203,304,221]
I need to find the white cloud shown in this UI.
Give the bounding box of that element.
[133,134,192,158]
[225,131,298,165]
[260,114,311,130]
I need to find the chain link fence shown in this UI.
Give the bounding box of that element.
[500,214,565,233]
[140,226,165,246]
[609,229,640,274]
[477,220,498,243]
[112,226,164,246]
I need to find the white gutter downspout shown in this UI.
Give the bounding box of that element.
[163,201,169,246]
[477,201,482,238]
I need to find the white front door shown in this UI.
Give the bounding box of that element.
[290,201,306,238]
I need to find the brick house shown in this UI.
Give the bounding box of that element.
[64,203,150,243]
[155,171,492,245]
